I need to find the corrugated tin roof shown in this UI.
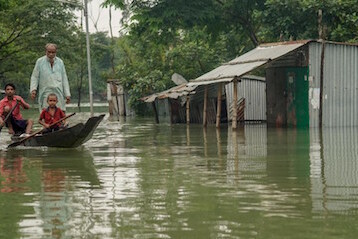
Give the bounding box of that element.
[188,40,313,86]
[141,83,197,103]
[142,75,265,102]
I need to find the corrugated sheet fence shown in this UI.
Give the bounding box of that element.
[225,77,266,122]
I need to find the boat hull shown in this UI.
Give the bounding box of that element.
[11,114,105,148]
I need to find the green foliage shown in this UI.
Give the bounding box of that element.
[263,0,358,42]
[102,0,358,113]
[2,0,358,114]
[127,70,166,115]
[0,0,112,104]
[0,0,81,96]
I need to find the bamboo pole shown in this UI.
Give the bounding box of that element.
[186,96,190,124]
[203,86,208,127]
[216,83,222,128]
[232,79,238,129]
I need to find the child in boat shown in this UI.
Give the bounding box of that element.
[0,83,34,136]
[38,93,68,133]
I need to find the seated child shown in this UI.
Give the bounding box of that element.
[0,83,33,136]
[38,93,67,133]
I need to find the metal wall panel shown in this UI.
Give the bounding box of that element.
[309,42,358,127]
[308,42,322,128]
[225,77,266,122]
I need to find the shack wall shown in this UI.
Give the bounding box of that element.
[309,42,358,127]
[266,68,287,127]
[156,99,171,123]
[185,85,218,124]
[226,77,266,123]
[265,45,309,127]
[155,84,219,124]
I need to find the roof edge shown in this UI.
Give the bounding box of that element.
[259,39,358,47]
[258,39,314,47]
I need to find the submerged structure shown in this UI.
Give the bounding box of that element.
[142,75,266,126]
[143,40,358,128]
[107,79,133,118]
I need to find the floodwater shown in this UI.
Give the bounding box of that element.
[1,110,358,238]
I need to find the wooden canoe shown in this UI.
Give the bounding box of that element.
[10,114,105,148]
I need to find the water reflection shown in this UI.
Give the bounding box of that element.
[310,127,358,214]
[0,148,99,239]
[0,151,28,193]
[3,114,358,238]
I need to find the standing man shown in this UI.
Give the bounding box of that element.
[30,43,71,111]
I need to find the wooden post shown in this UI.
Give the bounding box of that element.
[186,96,190,124]
[111,83,120,121]
[152,101,159,124]
[232,79,238,129]
[203,85,208,127]
[216,83,222,128]
[118,85,125,116]
[319,41,325,128]
[107,83,114,115]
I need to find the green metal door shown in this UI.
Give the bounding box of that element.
[286,67,309,128]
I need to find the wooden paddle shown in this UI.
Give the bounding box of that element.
[8,112,76,148]
[0,100,19,133]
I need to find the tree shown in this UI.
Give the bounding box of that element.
[102,0,358,113]
[0,0,81,96]
[262,0,358,42]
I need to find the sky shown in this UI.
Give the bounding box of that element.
[76,0,123,37]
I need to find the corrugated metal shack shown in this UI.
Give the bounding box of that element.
[142,75,266,126]
[188,39,358,128]
[143,39,358,128]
